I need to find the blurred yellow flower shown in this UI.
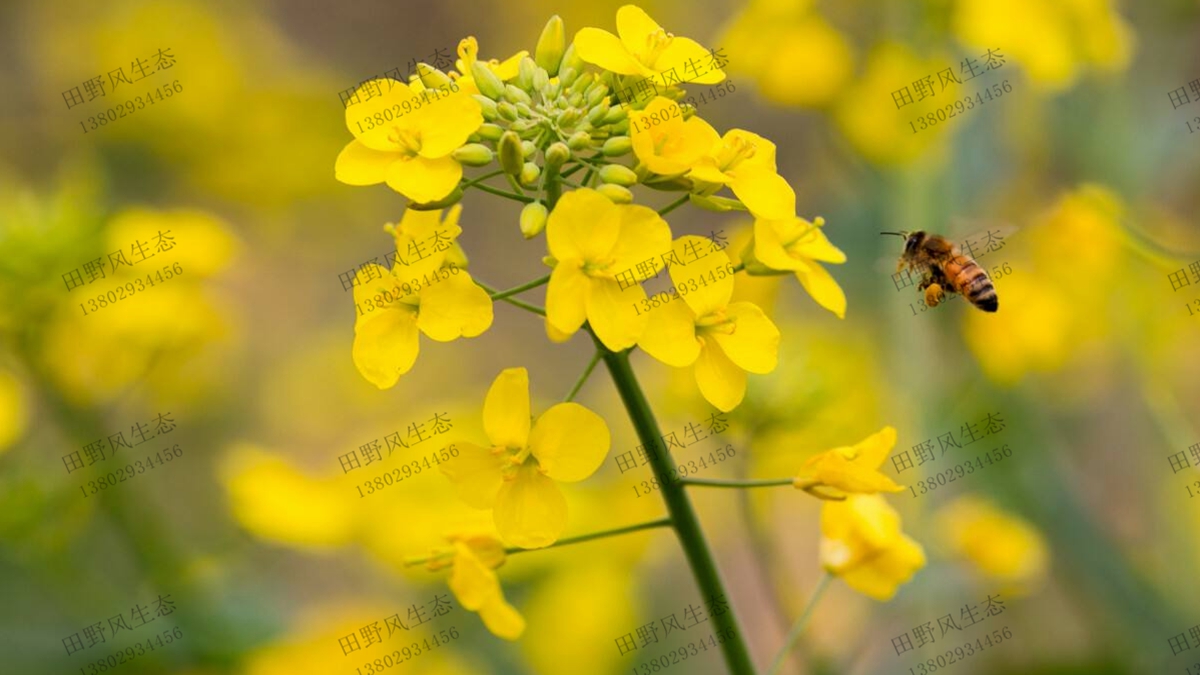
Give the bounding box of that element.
[820,494,925,600]
[630,97,719,176]
[639,236,779,412]
[952,0,1133,91]
[0,370,28,453]
[794,426,904,500]
[574,5,725,84]
[442,537,525,640]
[334,78,482,203]
[544,189,672,351]
[440,368,610,548]
[744,215,846,318]
[689,129,796,220]
[936,496,1049,592]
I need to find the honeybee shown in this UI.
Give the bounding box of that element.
[882,230,999,312]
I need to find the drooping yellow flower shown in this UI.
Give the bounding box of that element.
[689,129,796,220]
[422,534,525,640]
[440,368,611,548]
[544,188,672,351]
[450,36,529,96]
[334,78,482,203]
[743,215,847,318]
[630,97,720,176]
[574,5,725,84]
[352,207,492,389]
[794,426,905,500]
[638,236,780,412]
[936,496,1049,592]
[820,494,926,601]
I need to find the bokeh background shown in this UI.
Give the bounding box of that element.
[2,0,1200,674]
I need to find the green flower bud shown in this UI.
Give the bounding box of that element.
[599,164,638,186]
[556,108,580,128]
[602,136,632,156]
[604,105,628,124]
[477,123,505,141]
[408,187,464,211]
[596,183,633,204]
[516,56,537,91]
[532,66,550,92]
[557,67,577,88]
[472,95,499,121]
[415,63,452,90]
[570,72,594,96]
[516,102,536,118]
[586,85,609,108]
[568,92,585,108]
[520,202,549,239]
[497,101,519,121]
[470,61,506,99]
[545,142,571,174]
[535,15,566,76]
[546,81,562,99]
[520,161,541,187]
[521,140,537,158]
[566,131,593,151]
[451,143,494,167]
[504,84,532,106]
[561,42,584,75]
[499,131,525,176]
[588,100,611,125]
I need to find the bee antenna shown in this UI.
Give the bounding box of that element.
[879,231,907,237]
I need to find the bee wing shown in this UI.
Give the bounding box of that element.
[946,219,1020,259]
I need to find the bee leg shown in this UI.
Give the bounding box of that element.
[925,283,945,308]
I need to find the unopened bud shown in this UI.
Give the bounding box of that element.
[596,184,633,203]
[473,95,499,121]
[602,136,632,156]
[561,42,584,74]
[521,140,537,158]
[570,72,593,96]
[499,131,524,175]
[588,100,611,125]
[545,142,571,174]
[470,61,506,99]
[599,164,638,186]
[586,85,607,108]
[415,63,452,90]
[532,66,550,92]
[520,202,549,238]
[535,15,566,76]
[477,123,505,141]
[557,67,577,88]
[566,130,592,151]
[516,57,537,91]
[604,106,628,124]
[556,108,580,127]
[451,143,494,167]
[497,101,519,121]
[504,84,532,106]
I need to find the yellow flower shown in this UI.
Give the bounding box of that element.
[794,426,905,500]
[544,189,672,351]
[574,5,725,84]
[638,236,780,412]
[352,207,492,389]
[440,368,611,548]
[0,370,28,454]
[334,78,482,203]
[820,494,925,600]
[689,129,796,220]
[936,496,1049,591]
[630,97,720,176]
[426,535,525,640]
[744,215,847,318]
[450,36,528,96]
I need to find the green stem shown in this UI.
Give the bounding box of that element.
[658,195,689,216]
[598,346,757,675]
[766,573,834,675]
[565,350,603,402]
[490,274,550,301]
[476,279,548,316]
[680,477,794,489]
[470,182,536,203]
[506,173,527,196]
[731,262,746,274]
[459,169,507,190]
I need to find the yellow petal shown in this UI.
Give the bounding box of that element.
[711,301,779,374]
[491,51,530,81]
[417,271,494,341]
[670,236,734,317]
[484,367,531,450]
[658,36,726,84]
[753,217,844,270]
[546,189,621,263]
[529,403,610,482]
[637,297,701,367]
[334,140,396,186]
[494,464,568,548]
[449,542,501,610]
[352,305,420,389]
[385,154,463,203]
[853,426,898,471]
[479,595,527,640]
[345,78,417,151]
[795,451,903,495]
[440,441,508,509]
[792,258,847,318]
[730,168,795,220]
[837,533,925,601]
[545,317,574,343]
[587,278,648,351]
[632,102,721,175]
[616,4,665,58]
[546,262,591,337]
[609,204,673,278]
[821,494,901,556]
[411,93,484,157]
[574,27,647,76]
[693,339,747,412]
[788,220,846,263]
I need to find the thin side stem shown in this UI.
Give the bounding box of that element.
[598,346,757,675]
[459,169,507,190]
[680,477,795,489]
[506,173,527,196]
[470,182,536,203]
[476,279,548,316]
[732,262,746,274]
[766,572,834,675]
[565,350,603,402]
[658,195,689,216]
[490,274,551,301]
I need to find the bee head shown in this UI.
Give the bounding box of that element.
[880,230,925,254]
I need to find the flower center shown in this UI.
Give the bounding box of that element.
[581,257,617,278]
[782,217,826,253]
[642,29,675,67]
[696,310,736,335]
[715,136,756,172]
[388,128,423,157]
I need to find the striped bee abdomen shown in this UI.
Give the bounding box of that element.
[950,256,998,312]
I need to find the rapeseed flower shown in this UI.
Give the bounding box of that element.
[440,368,610,548]
[936,496,1049,592]
[334,78,482,203]
[419,534,525,640]
[689,129,796,220]
[638,236,780,412]
[743,215,847,318]
[544,189,672,351]
[630,96,719,176]
[574,5,725,85]
[793,426,904,500]
[820,494,925,600]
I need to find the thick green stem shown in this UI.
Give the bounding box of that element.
[598,346,757,675]
[766,572,834,675]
